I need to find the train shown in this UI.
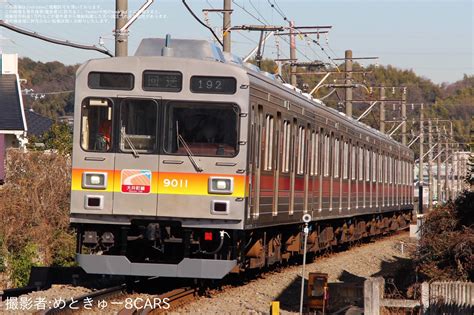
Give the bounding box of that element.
[70,37,414,279]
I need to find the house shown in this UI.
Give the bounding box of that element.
[25,109,53,138]
[0,53,28,184]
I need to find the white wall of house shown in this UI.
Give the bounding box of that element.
[1,53,19,74]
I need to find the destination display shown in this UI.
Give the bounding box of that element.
[190,76,236,94]
[143,70,182,92]
[88,72,134,90]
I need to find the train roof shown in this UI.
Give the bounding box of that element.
[81,37,412,156]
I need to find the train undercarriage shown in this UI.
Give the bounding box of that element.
[74,210,412,278]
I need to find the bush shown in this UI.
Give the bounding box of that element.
[9,243,38,287]
[416,191,474,281]
[0,150,74,286]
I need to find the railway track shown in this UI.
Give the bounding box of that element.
[117,287,197,315]
[35,284,127,315]
[2,230,407,314]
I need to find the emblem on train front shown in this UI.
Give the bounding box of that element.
[121,169,152,194]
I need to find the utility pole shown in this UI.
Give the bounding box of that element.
[223,0,231,52]
[436,123,442,203]
[115,0,128,57]
[445,129,450,201]
[428,120,433,211]
[449,125,454,198]
[379,86,385,133]
[401,87,407,145]
[418,104,424,214]
[345,50,353,117]
[458,146,462,195]
[289,21,297,86]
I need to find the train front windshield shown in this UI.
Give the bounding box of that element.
[80,98,239,157]
[165,102,239,157]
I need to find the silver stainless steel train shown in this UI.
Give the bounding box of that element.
[70,37,414,279]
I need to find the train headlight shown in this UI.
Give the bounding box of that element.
[82,172,107,189]
[208,177,233,194]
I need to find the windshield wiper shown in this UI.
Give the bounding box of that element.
[121,128,140,158]
[177,133,203,172]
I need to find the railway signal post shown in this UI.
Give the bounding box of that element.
[299,214,312,315]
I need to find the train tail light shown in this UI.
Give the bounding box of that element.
[204,231,213,241]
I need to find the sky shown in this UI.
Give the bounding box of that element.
[0,0,472,84]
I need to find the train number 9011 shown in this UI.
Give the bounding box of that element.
[163,178,189,189]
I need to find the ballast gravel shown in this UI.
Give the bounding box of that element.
[173,232,413,315]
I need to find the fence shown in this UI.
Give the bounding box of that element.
[365,277,473,315]
[422,281,474,315]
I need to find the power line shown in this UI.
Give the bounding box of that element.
[182,0,223,47]
[267,0,287,21]
[249,0,271,25]
[264,1,339,69]
[232,0,267,25]
[0,19,113,57]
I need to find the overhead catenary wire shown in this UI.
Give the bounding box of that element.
[182,0,223,47]
[249,0,271,25]
[232,0,267,25]
[0,19,113,57]
[264,1,340,70]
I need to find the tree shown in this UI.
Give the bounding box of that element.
[42,123,73,156]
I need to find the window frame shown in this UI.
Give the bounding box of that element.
[119,98,159,154]
[163,100,241,158]
[263,114,274,171]
[80,97,115,153]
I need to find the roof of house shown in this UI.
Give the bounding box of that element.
[24,110,53,137]
[0,74,26,132]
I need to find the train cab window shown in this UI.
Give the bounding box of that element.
[80,98,113,152]
[282,121,291,173]
[119,99,158,153]
[164,102,239,157]
[264,115,274,171]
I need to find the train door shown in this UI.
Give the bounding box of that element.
[294,124,306,215]
[77,98,116,214]
[279,119,291,216]
[321,131,331,212]
[272,113,282,217]
[259,109,276,222]
[332,135,341,212]
[112,98,160,216]
[309,129,319,215]
[249,105,262,219]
